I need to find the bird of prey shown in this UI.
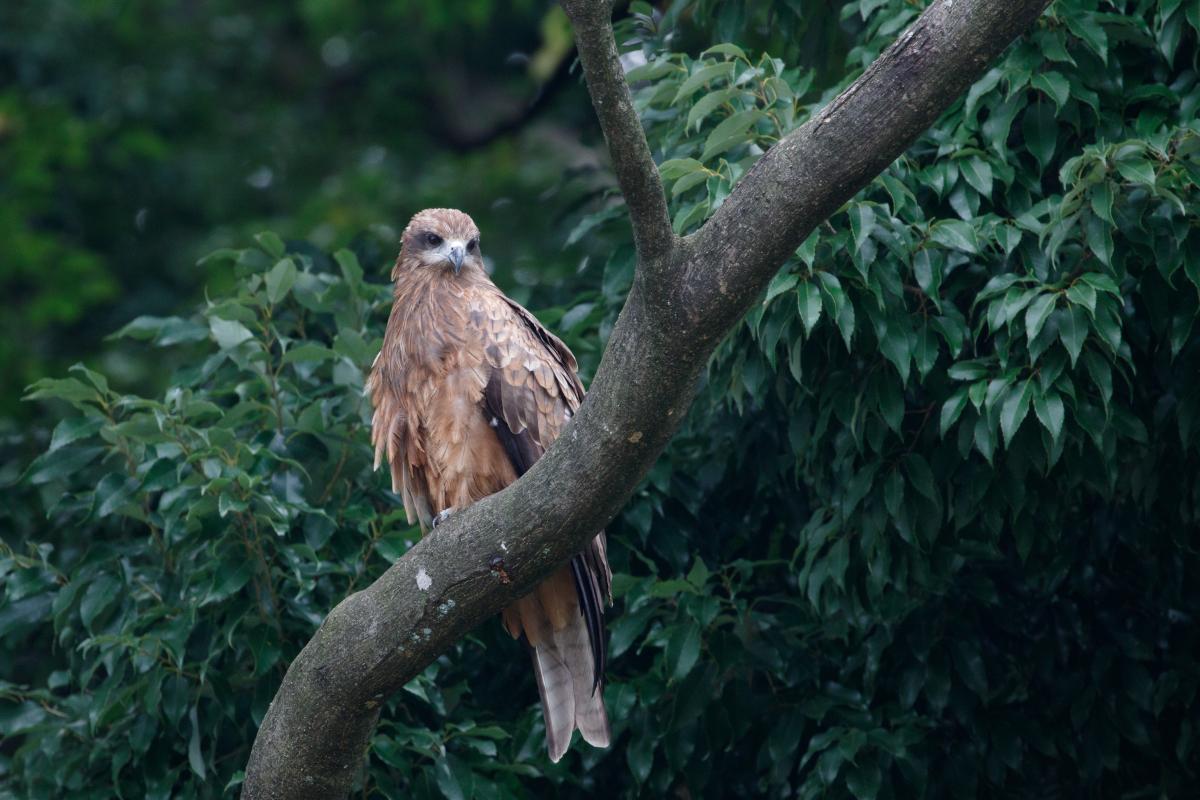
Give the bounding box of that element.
[365,208,612,762]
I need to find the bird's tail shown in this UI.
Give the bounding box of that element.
[529,609,611,762]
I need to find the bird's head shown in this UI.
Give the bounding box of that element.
[399,208,482,276]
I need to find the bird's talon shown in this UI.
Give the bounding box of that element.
[432,507,457,528]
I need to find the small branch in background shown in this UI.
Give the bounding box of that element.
[432,46,578,153]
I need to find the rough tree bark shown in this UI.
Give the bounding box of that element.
[242,1,1051,795]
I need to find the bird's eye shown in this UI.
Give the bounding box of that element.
[424,233,443,247]
[467,239,478,252]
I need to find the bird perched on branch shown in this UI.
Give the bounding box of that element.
[365,208,612,762]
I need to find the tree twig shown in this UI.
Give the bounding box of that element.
[560,0,676,267]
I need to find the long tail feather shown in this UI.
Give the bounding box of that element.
[531,645,575,763]
[530,609,611,762]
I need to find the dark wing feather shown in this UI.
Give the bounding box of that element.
[477,289,609,690]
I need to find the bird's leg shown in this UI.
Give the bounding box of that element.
[432,507,458,528]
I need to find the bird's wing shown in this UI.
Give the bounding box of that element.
[472,288,612,682]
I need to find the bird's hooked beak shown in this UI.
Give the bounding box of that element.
[448,244,465,274]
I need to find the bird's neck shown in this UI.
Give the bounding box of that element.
[390,258,490,303]
[396,257,484,289]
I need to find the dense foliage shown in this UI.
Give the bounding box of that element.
[0,0,589,416]
[3,0,1199,797]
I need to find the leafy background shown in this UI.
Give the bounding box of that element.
[3,0,1199,797]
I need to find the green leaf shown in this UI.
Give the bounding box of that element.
[817,273,855,350]
[1022,99,1057,169]
[97,473,136,517]
[1092,301,1122,352]
[903,453,939,503]
[965,68,1002,121]
[1080,272,1120,295]
[686,558,710,588]
[797,281,823,335]
[797,231,819,267]
[204,560,255,605]
[974,412,995,463]
[948,360,989,381]
[954,640,989,699]
[1082,350,1113,409]
[1024,293,1057,343]
[764,271,798,305]
[209,317,254,350]
[884,469,905,517]
[1066,281,1097,315]
[23,377,100,406]
[846,758,882,800]
[334,249,363,288]
[48,416,104,451]
[1031,70,1070,111]
[254,231,286,258]
[658,158,706,180]
[849,204,876,253]
[672,61,735,104]
[877,314,912,384]
[702,43,748,61]
[671,170,710,197]
[282,343,337,364]
[930,219,979,254]
[1064,13,1108,63]
[700,110,762,161]
[959,157,993,196]
[26,445,104,484]
[1000,380,1033,446]
[1091,182,1115,224]
[1058,306,1089,366]
[940,387,970,437]
[666,622,701,680]
[1115,156,1156,186]
[626,57,678,83]
[110,315,169,341]
[1084,216,1112,270]
[914,323,938,378]
[265,257,298,304]
[188,705,206,780]
[913,249,942,309]
[997,224,1023,255]
[80,574,121,630]
[1036,388,1065,443]
[0,701,49,737]
[878,376,903,433]
[686,87,742,131]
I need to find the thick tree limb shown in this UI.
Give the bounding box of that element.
[242,1,1050,796]
[561,0,676,266]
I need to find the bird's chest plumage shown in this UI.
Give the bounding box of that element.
[390,282,515,512]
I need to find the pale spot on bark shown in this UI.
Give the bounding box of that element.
[628,431,643,443]
[416,568,432,591]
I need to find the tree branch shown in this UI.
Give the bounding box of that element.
[433,44,577,153]
[561,0,676,267]
[242,1,1050,796]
